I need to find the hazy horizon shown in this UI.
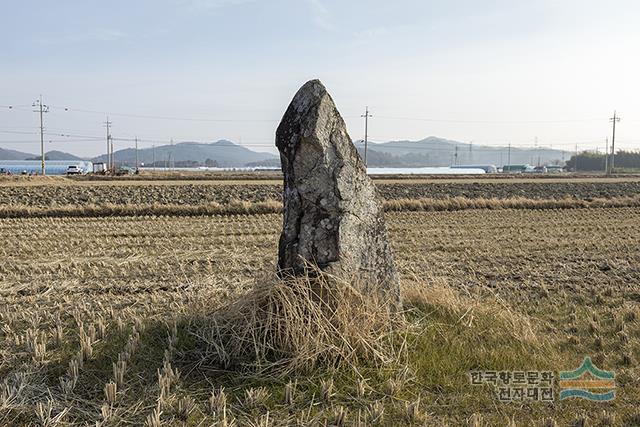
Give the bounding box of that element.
[2,0,640,157]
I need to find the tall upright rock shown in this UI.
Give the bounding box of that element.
[276,79,400,301]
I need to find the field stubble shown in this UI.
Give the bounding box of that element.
[3,179,640,208]
[1,207,640,425]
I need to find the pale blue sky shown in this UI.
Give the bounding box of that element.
[2,0,640,157]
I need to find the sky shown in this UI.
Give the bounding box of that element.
[2,0,640,157]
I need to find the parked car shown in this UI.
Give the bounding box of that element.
[533,166,547,173]
[546,165,564,173]
[66,165,83,175]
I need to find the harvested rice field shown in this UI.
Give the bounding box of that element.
[2,176,640,207]
[2,199,639,425]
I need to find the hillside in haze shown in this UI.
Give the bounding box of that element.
[354,137,568,167]
[0,148,83,161]
[1,137,569,168]
[25,150,84,161]
[0,147,34,160]
[92,140,278,168]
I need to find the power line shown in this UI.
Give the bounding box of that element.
[0,104,32,110]
[4,139,633,153]
[0,139,105,144]
[5,101,624,125]
[372,115,604,124]
[49,106,280,123]
[3,99,640,126]
[0,130,40,135]
[4,99,640,157]
[4,132,637,151]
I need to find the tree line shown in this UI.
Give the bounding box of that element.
[566,151,640,171]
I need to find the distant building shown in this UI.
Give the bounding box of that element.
[0,160,93,175]
[502,164,531,173]
[451,164,497,173]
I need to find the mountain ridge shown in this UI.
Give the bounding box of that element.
[0,148,84,161]
[1,137,569,167]
[354,137,567,167]
[91,139,277,167]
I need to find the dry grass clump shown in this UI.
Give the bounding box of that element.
[193,270,406,376]
[402,275,540,346]
[384,194,640,212]
[3,194,640,219]
[0,200,283,219]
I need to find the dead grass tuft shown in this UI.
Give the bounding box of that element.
[193,270,406,376]
[402,275,540,346]
[3,194,640,219]
[384,195,640,212]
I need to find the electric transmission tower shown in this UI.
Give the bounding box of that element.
[32,96,49,175]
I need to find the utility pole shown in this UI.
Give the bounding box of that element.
[170,138,174,170]
[507,143,511,166]
[605,137,609,174]
[361,107,372,167]
[469,141,473,163]
[575,143,579,172]
[104,117,112,171]
[535,136,541,167]
[110,138,114,171]
[454,144,459,165]
[33,96,49,175]
[135,137,139,172]
[152,144,156,169]
[610,111,620,173]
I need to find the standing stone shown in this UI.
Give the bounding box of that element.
[276,79,400,301]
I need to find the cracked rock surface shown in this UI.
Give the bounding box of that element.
[275,79,400,300]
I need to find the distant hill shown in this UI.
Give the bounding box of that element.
[0,147,36,160]
[1,148,85,161]
[2,136,571,168]
[245,157,281,168]
[355,137,568,167]
[92,140,278,168]
[25,150,85,161]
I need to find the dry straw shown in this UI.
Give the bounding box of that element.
[193,267,407,376]
[3,195,640,219]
